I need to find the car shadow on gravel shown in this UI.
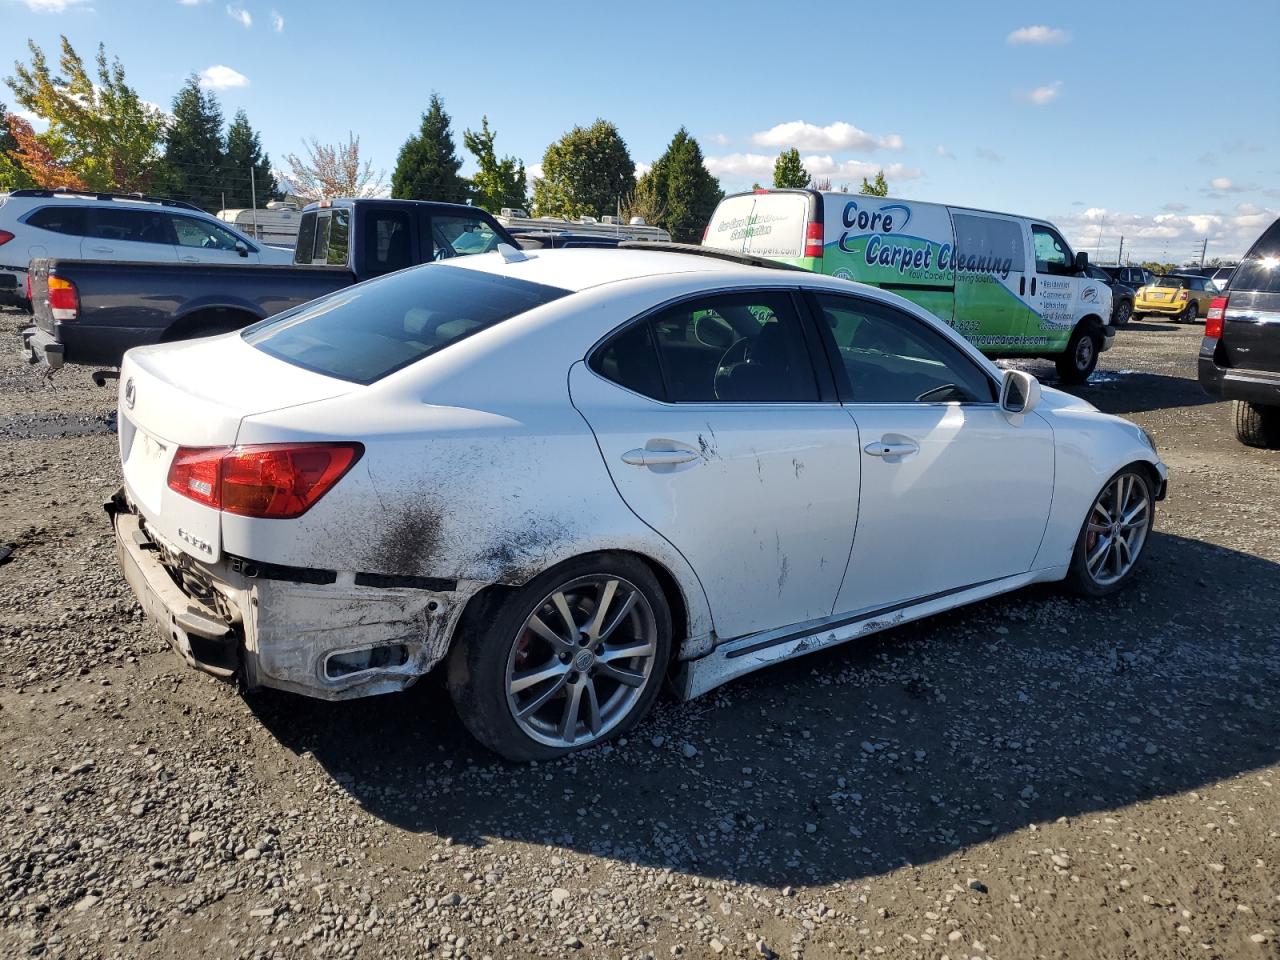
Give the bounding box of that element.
[249,531,1280,887]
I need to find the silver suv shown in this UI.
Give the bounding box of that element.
[0,189,291,307]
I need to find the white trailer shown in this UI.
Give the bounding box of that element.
[217,201,302,250]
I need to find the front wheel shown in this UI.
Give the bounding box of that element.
[1064,467,1154,597]
[1112,300,1133,327]
[446,554,672,761]
[1055,326,1101,384]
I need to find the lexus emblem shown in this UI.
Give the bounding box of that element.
[124,377,136,410]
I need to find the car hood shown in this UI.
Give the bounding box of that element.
[1036,384,1098,414]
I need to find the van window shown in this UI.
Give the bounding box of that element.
[1230,221,1280,293]
[702,192,810,259]
[26,206,88,236]
[952,214,1025,278]
[1031,225,1072,276]
[815,294,995,404]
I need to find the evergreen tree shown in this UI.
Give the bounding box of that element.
[532,119,635,219]
[859,169,889,197]
[772,148,809,189]
[639,127,722,243]
[158,75,224,209]
[463,116,526,213]
[221,110,278,208]
[391,94,468,203]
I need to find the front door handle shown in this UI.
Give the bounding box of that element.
[864,440,919,458]
[622,447,701,467]
[1030,276,1037,296]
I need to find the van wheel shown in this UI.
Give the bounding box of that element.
[446,554,672,761]
[1055,326,1101,384]
[1234,400,1280,449]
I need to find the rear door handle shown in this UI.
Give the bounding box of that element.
[622,447,701,467]
[864,440,919,458]
[179,255,200,262]
[89,246,113,254]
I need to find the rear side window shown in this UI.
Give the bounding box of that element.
[244,264,571,384]
[294,212,318,264]
[26,206,88,236]
[1231,220,1280,293]
[326,210,351,265]
[363,209,413,276]
[952,214,1025,278]
[87,208,174,245]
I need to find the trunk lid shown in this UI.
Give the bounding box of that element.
[1221,289,1280,372]
[118,333,355,563]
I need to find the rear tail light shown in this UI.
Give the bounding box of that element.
[1205,296,1227,339]
[1176,289,1189,301]
[47,276,79,321]
[804,221,824,259]
[0,230,13,246]
[167,442,363,519]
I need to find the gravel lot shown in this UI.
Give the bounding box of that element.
[1,310,1277,960]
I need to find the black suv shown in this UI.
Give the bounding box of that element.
[1199,218,1280,447]
[1100,265,1154,289]
[1087,265,1136,326]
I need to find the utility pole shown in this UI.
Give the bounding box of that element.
[1199,237,1208,269]
[250,168,259,240]
[1117,235,1124,265]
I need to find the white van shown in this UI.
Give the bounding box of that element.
[703,189,1113,383]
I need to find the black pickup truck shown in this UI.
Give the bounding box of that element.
[1199,217,1280,448]
[20,199,515,369]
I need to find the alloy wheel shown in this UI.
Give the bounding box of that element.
[505,575,658,749]
[1084,473,1152,586]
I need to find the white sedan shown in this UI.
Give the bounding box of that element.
[110,245,1167,760]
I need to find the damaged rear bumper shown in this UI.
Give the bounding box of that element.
[108,490,475,700]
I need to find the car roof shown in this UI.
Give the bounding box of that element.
[439,246,777,293]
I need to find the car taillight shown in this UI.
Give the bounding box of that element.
[804,221,824,259]
[1176,289,1189,301]
[47,276,79,321]
[0,230,13,245]
[167,442,363,519]
[1205,296,1227,339]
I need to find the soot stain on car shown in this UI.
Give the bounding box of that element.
[473,515,574,584]
[366,504,446,575]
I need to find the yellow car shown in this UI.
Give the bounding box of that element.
[1134,274,1216,323]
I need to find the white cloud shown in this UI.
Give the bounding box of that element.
[702,153,776,178]
[1007,25,1068,45]
[226,4,250,26]
[635,162,652,178]
[1210,177,1234,191]
[710,133,730,147]
[751,120,903,153]
[14,109,48,132]
[270,9,283,31]
[199,64,249,89]
[20,0,89,10]
[1208,177,1259,194]
[1055,203,1277,262]
[1025,81,1062,105]
[701,152,920,185]
[935,144,955,160]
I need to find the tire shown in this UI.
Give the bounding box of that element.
[1233,400,1280,449]
[1064,466,1155,597]
[446,553,672,761]
[1112,300,1133,327]
[1055,325,1101,384]
[1180,302,1198,324]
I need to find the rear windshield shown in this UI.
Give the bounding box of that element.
[243,263,571,384]
[1230,220,1280,293]
[702,192,810,258]
[1152,276,1186,287]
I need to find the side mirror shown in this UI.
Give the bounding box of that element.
[1000,369,1041,421]
[235,240,250,258]
[1074,250,1089,273]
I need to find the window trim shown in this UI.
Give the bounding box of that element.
[802,290,1000,406]
[585,285,838,406]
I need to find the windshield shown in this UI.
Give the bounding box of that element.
[244,262,571,384]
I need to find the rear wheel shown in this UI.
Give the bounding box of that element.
[1233,400,1280,448]
[1065,467,1154,597]
[447,554,672,761]
[1180,302,1199,324]
[1055,325,1101,384]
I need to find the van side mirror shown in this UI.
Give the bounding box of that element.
[235,240,249,258]
[1074,250,1089,273]
[1000,369,1041,421]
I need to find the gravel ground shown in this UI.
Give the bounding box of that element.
[1,310,1278,960]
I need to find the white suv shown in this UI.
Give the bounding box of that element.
[0,190,293,307]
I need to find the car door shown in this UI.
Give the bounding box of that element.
[1028,223,1082,347]
[170,214,259,264]
[949,210,1034,349]
[809,292,1055,615]
[569,288,862,640]
[81,207,180,263]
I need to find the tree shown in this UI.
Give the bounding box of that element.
[636,128,722,243]
[391,94,468,203]
[859,169,889,197]
[4,113,81,189]
[157,76,224,210]
[619,175,666,233]
[222,110,278,208]
[284,133,384,201]
[772,148,808,189]
[463,116,527,213]
[0,102,32,191]
[7,36,163,191]
[532,119,635,219]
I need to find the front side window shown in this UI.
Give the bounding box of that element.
[171,215,246,251]
[815,294,995,404]
[433,216,501,259]
[244,263,570,384]
[1031,225,1072,276]
[26,206,88,236]
[87,208,173,245]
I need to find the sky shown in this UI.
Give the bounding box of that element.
[5,0,1279,263]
